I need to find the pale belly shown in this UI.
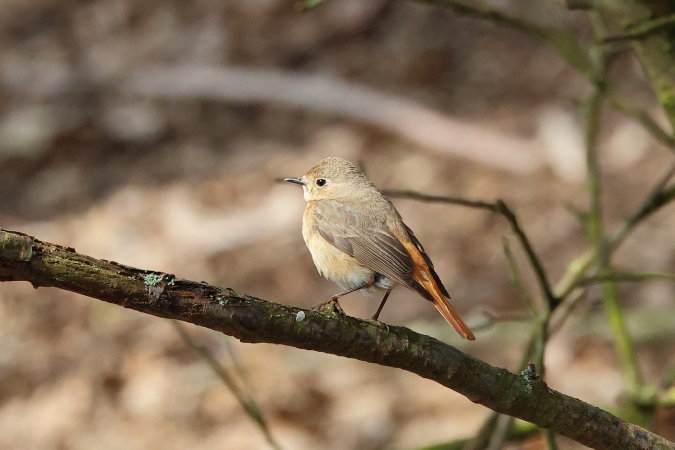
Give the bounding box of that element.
[302,220,393,294]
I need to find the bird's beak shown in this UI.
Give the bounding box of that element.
[283,177,306,185]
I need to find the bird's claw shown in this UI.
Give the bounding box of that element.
[311,298,346,315]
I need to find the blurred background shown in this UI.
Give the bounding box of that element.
[0,0,673,449]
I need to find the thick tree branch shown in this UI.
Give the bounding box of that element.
[0,229,671,450]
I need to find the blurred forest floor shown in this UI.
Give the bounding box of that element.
[0,1,673,449]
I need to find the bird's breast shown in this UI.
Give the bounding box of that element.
[302,203,375,291]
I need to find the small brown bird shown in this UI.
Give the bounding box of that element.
[284,157,475,340]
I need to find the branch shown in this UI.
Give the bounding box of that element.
[578,272,675,286]
[594,2,675,129]
[606,166,675,257]
[602,13,675,43]
[412,0,592,75]
[607,88,675,152]
[0,229,671,449]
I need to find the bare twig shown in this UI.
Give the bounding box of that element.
[582,17,645,398]
[384,190,559,310]
[556,164,675,300]
[494,201,559,310]
[486,415,515,450]
[607,89,675,152]
[502,239,537,315]
[465,331,542,449]
[383,189,498,211]
[440,417,538,450]
[607,165,675,255]
[578,272,675,286]
[603,13,675,43]
[412,0,591,74]
[469,309,533,332]
[171,322,282,450]
[565,0,594,9]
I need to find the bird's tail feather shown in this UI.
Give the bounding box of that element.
[432,296,475,341]
[411,267,475,341]
[401,237,475,340]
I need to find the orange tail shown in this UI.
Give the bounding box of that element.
[432,295,475,341]
[400,237,475,340]
[411,265,475,341]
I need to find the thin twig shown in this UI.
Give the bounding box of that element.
[486,415,515,450]
[578,272,675,286]
[494,201,559,310]
[469,309,534,332]
[584,15,645,397]
[603,13,675,43]
[463,413,500,450]
[607,89,675,152]
[464,334,540,449]
[565,0,593,9]
[556,164,675,300]
[502,238,537,315]
[602,281,645,393]
[413,0,591,74]
[382,189,498,211]
[385,190,559,311]
[554,250,596,300]
[607,165,675,256]
[583,83,605,256]
[171,322,282,450]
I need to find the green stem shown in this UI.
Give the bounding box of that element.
[579,272,675,285]
[601,282,644,394]
[585,13,645,408]
[603,13,675,43]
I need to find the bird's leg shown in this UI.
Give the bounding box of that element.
[312,278,375,314]
[371,289,392,321]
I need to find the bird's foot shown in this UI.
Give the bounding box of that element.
[311,297,346,315]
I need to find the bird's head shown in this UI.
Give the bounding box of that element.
[283,157,372,201]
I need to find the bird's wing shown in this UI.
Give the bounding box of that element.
[311,200,413,286]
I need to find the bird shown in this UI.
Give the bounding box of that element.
[283,157,475,341]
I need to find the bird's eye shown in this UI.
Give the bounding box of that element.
[316,178,327,187]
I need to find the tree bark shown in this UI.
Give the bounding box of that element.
[0,229,672,450]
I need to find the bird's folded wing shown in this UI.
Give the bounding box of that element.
[311,200,412,286]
